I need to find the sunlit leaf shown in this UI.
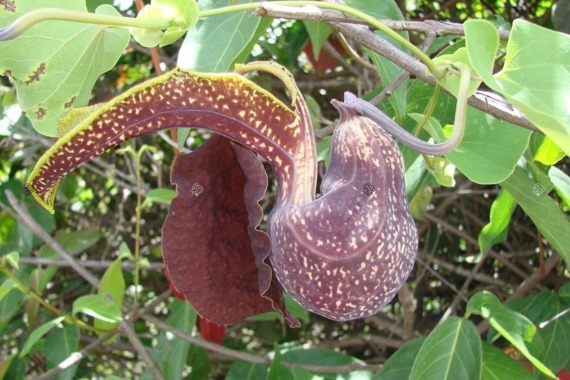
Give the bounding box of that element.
[465,19,570,157]
[0,0,130,136]
[549,166,570,209]
[530,134,566,166]
[177,0,260,71]
[409,107,531,185]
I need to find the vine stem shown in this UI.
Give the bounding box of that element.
[201,1,445,79]
[119,144,155,320]
[0,8,171,40]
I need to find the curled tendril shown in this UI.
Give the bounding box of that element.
[345,64,472,156]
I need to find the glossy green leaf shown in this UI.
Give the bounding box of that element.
[143,300,196,380]
[530,134,566,166]
[500,166,570,268]
[506,290,570,372]
[481,342,534,380]
[465,19,570,157]
[72,294,121,323]
[549,166,570,209]
[19,316,65,357]
[373,338,425,379]
[466,291,555,378]
[0,279,16,302]
[94,256,125,333]
[145,188,177,205]
[282,348,372,377]
[303,21,332,60]
[447,111,530,184]
[186,344,212,380]
[177,0,260,71]
[0,180,55,256]
[409,108,531,185]
[44,324,80,380]
[268,349,294,380]
[226,360,268,380]
[0,1,130,136]
[478,191,516,254]
[409,316,482,380]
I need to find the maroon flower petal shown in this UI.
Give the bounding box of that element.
[162,134,298,326]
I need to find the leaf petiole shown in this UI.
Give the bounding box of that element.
[0,7,172,41]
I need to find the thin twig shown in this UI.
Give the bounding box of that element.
[255,3,511,39]
[2,191,100,288]
[398,284,416,341]
[422,212,530,280]
[255,4,536,132]
[120,320,165,380]
[18,257,164,270]
[33,334,114,380]
[370,31,436,105]
[438,250,492,324]
[142,314,379,373]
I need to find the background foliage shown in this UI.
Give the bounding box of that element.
[0,0,569,379]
